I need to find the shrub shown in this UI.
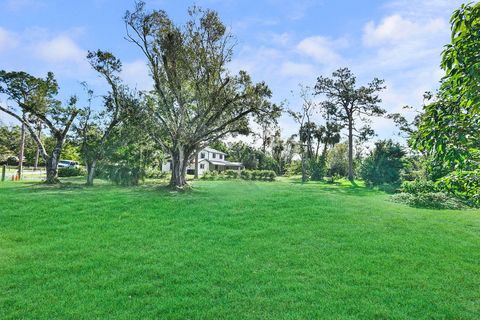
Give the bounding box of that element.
[144,168,167,179]
[240,170,252,180]
[58,167,86,177]
[360,140,405,186]
[98,164,144,186]
[401,180,439,194]
[327,143,349,178]
[225,170,239,179]
[265,170,276,181]
[391,192,467,210]
[285,160,302,176]
[200,170,276,182]
[310,157,326,181]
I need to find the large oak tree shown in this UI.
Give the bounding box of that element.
[124,2,279,188]
[0,71,79,184]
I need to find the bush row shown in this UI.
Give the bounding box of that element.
[201,170,276,181]
[394,179,474,209]
[58,167,86,177]
[391,192,467,210]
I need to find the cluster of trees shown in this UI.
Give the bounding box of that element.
[0,2,478,203]
[389,2,480,205]
[0,3,279,188]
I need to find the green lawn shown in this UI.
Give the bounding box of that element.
[1,178,479,319]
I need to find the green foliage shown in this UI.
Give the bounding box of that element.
[438,170,480,206]
[391,192,467,210]
[315,68,386,180]
[124,3,279,187]
[144,167,167,179]
[202,169,276,181]
[411,2,480,206]
[58,167,86,177]
[60,143,81,162]
[414,2,480,168]
[360,140,405,186]
[285,160,302,176]
[240,170,252,180]
[97,164,144,186]
[401,180,439,194]
[327,143,349,178]
[309,157,326,181]
[224,170,239,179]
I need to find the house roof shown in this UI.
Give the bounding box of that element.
[203,147,227,155]
[208,160,227,166]
[224,161,243,167]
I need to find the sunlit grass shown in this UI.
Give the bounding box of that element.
[1,178,479,319]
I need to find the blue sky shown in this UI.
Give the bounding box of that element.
[0,0,465,144]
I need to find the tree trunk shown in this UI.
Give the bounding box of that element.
[301,146,308,183]
[348,120,354,181]
[18,122,25,179]
[34,148,40,170]
[194,152,199,179]
[34,126,41,170]
[86,160,97,186]
[45,144,62,184]
[169,147,189,188]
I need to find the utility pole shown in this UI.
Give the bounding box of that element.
[18,121,25,179]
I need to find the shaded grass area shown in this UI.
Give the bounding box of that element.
[1,178,479,319]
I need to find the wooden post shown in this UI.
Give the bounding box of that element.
[1,165,5,182]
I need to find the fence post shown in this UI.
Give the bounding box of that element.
[1,165,5,182]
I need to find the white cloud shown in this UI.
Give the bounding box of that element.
[296,36,347,65]
[0,27,18,52]
[121,60,153,92]
[34,35,86,63]
[363,14,448,47]
[280,62,315,78]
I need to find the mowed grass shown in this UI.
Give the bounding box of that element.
[1,178,479,319]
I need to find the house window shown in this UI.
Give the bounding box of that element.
[215,165,218,170]
[219,154,223,159]
[200,164,205,169]
[212,153,216,159]
[200,153,205,159]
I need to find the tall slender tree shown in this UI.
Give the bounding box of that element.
[315,68,386,180]
[78,50,136,186]
[288,85,316,182]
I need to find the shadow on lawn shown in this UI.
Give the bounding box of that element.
[2,176,380,199]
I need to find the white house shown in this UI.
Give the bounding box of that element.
[161,147,244,176]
